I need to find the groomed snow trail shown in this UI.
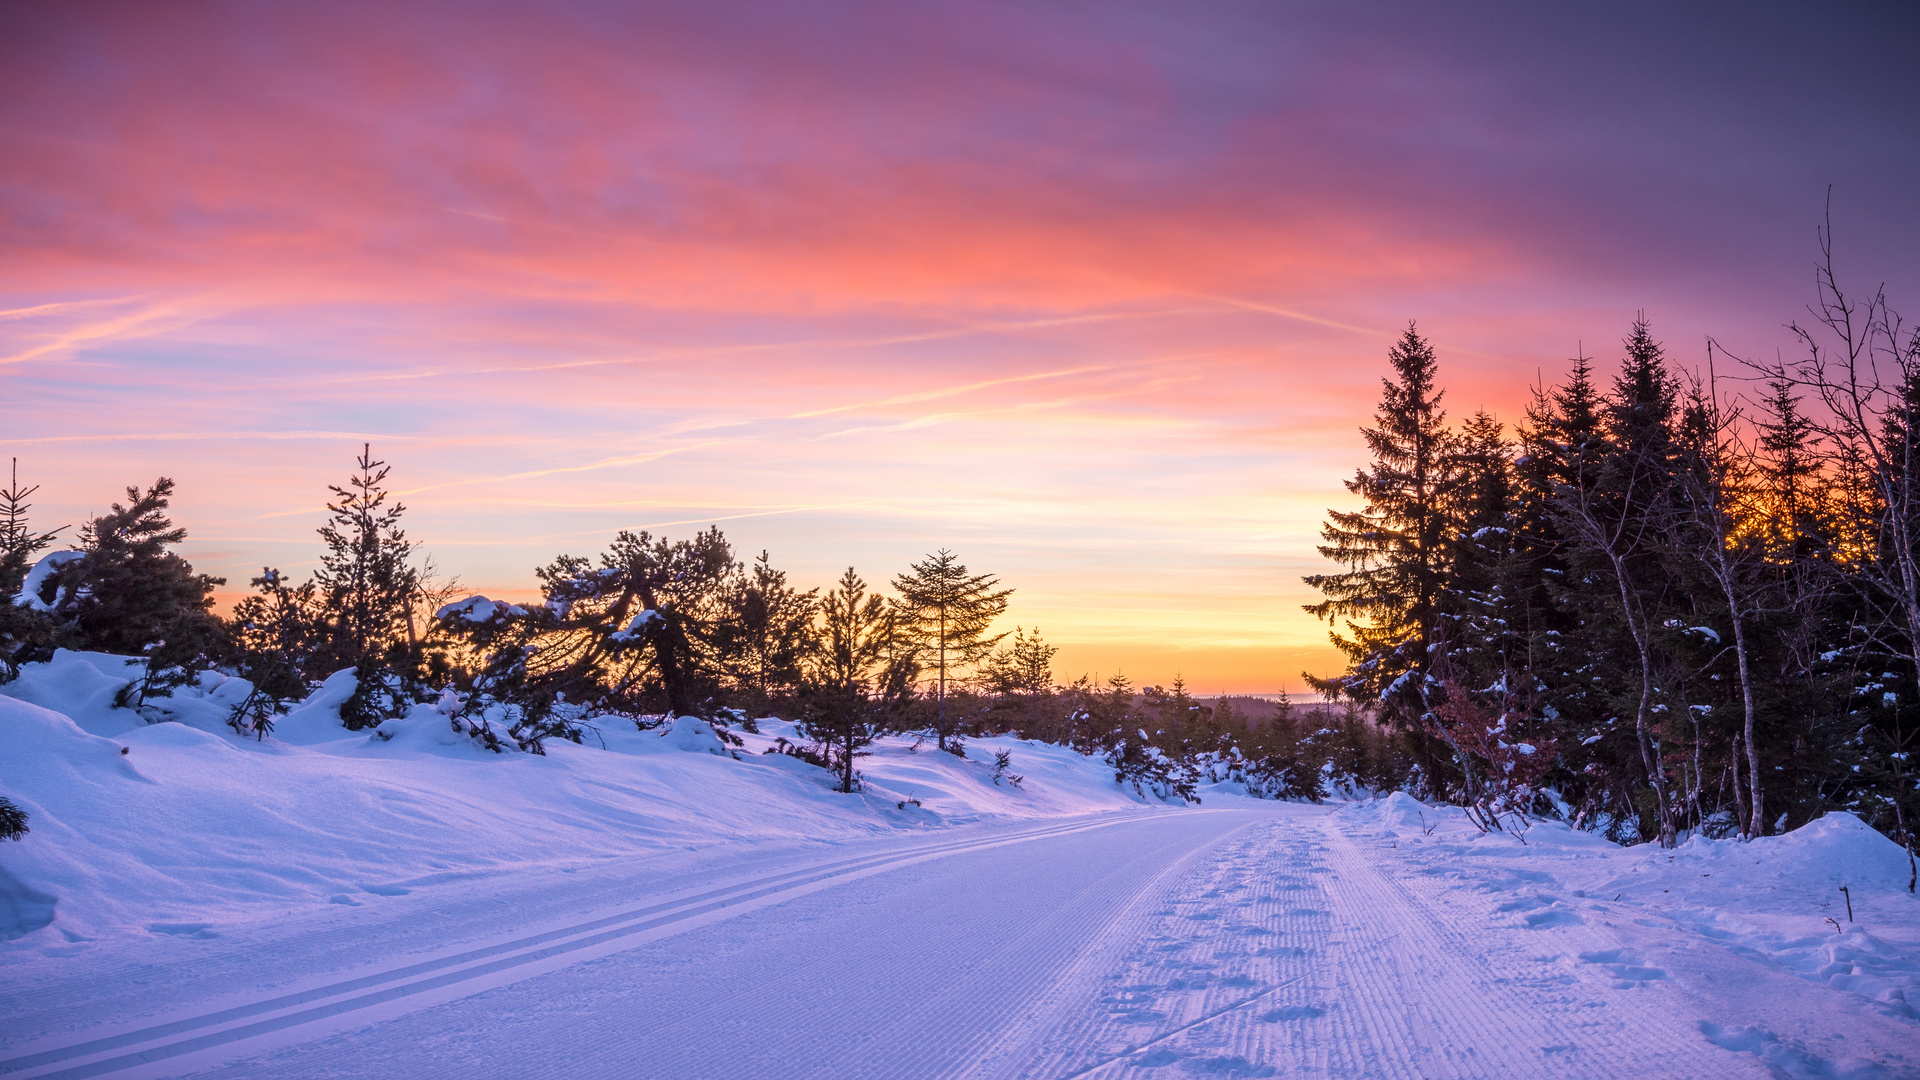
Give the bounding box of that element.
[5,802,1915,1079]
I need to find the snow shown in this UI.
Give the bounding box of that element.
[431,596,528,623]
[0,650,1156,945]
[2,652,1917,1078]
[10,549,83,612]
[608,609,661,642]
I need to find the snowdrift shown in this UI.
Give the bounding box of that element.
[0,651,1164,945]
[1340,791,1920,1027]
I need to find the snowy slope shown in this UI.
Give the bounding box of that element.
[0,650,1158,944]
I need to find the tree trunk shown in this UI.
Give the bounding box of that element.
[1609,547,1676,848]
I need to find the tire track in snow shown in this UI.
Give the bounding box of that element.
[0,814,1153,1080]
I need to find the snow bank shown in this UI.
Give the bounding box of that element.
[1336,792,1920,1026]
[0,652,1161,946]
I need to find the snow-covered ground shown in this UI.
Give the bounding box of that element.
[2,651,1918,1078]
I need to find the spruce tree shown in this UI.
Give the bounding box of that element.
[1755,378,1827,562]
[1304,324,1455,731]
[1439,409,1522,680]
[891,549,1012,751]
[1,459,64,599]
[1552,319,1685,846]
[36,479,225,708]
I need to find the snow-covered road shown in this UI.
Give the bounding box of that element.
[7,800,1914,1080]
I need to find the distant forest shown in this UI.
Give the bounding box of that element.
[1305,234,1919,855]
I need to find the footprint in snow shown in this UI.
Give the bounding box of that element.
[1580,949,1668,987]
[148,922,218,939]
[1698,1022,1864,1078]
[1186,1054,1276,1076]
[360,884,412,896]
[1524,909,1583,929]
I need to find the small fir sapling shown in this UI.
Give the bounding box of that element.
[0,795,27,842]
[991,748,1024,788]
[224,568,321,739]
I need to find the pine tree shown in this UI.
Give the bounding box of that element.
[891,549,1012,751]
[534,527,742,719]
[984,626,1057,737]
[0,795,26,842]
[313,446,421,728]
[719,551,820,718]
[1304,324,1455,729]
[801,568,915,793]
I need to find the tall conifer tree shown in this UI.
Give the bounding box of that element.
[1304,324,1454,726]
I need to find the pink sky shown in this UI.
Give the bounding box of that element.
[4,1,1916,691]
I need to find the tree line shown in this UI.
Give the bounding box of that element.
[1305,233,1920,868]
[0,447,1040,792]
[0,445,1418,817]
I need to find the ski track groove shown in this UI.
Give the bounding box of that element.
[0,814,1145,1080]
[1314,815,1757,1080]
[182,810,1267,1080]
[938,817,1266,1080]
[8,803,1830,1080]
